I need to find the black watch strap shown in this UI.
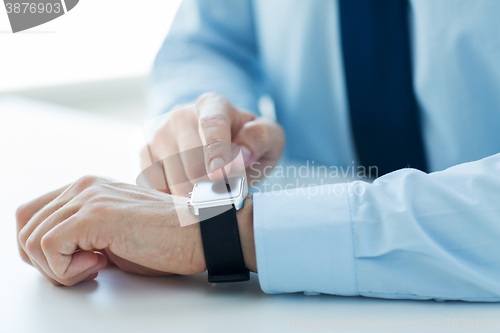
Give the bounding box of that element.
[199,205,250,283]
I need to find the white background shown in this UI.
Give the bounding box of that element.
[0,0,182,91]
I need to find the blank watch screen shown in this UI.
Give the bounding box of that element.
[191,177,243,203]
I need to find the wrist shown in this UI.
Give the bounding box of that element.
[236,194,257,272]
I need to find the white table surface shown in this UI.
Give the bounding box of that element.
[1,96,499,333]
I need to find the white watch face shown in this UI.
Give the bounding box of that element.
[191,177,244,204]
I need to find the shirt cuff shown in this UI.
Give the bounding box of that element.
[253,183,358,295]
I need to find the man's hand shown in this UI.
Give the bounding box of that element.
[16,176,256,286]
[140,92,285,195]
[16,176,209,286]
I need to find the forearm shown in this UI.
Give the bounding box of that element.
[350,155,500,301]
[252,153,500,300]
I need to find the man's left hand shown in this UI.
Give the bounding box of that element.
[16,176,208,286]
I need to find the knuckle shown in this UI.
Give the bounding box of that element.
[25,236,38,256]
[79,187,113,215]
[40,233,53,254]
[248,123,271,145]
[204,139,228,160]
[81,185,102,199]
[18,227,30,248]
[73,175,100,190]
[167,106,197,126]
[199,114,228,131]
[167,107,184,123]
[205,136,226,148]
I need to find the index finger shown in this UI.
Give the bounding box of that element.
[196,94,234,180]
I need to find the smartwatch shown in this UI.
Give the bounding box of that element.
[187,174,250,283]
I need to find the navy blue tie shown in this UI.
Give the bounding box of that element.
[339,0,428,176]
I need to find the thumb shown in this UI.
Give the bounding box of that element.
[232,117,285,167]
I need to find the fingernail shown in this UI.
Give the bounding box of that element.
[209,157,225,173]
[240,146,252,164]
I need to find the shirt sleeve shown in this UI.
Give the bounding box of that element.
[253,153,500,301]
[148,0,263,116]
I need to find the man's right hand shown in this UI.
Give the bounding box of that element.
[140,92,285,195]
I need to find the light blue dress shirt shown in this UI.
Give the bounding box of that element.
[150,0,500,301]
